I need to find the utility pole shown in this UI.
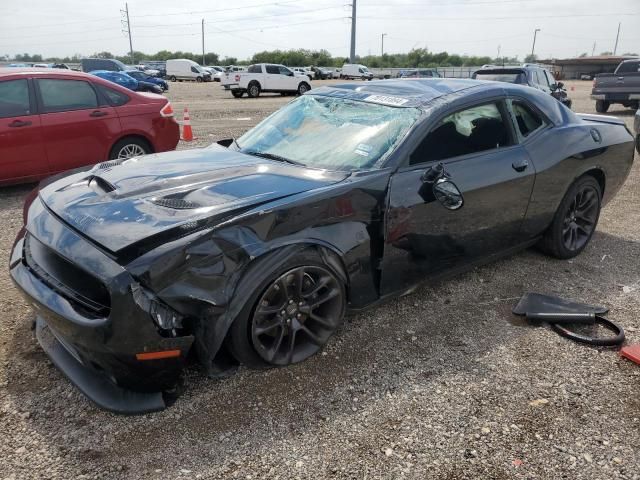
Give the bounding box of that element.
[349,0,356,63]
[530,28,540,59]
[497,44,501,61]
[202,19,205,65]
[120,3,134,65]
[381,33,387,56]
[613,22,621,55]
[592,41,596,56]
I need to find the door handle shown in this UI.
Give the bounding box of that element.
[9,119,32,127]
[512,159,529,172]
[89,110,107,118]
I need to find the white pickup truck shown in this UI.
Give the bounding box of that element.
[224,63,312,98]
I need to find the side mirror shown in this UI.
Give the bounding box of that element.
[557,81,564,89]
[433,178,464,210]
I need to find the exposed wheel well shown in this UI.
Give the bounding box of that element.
[109,135,154,159]
[582,168,605,197]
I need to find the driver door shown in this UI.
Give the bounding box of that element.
[380,100,536,295]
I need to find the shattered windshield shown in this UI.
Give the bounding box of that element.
[237,95,420,171]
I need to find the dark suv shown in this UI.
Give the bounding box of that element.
[473,64,572,108]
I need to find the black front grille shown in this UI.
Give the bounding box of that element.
[24,234,111,317]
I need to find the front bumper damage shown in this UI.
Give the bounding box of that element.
[9,204,194,414]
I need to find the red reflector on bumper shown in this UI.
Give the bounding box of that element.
[136,350,181,361]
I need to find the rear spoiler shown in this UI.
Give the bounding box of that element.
[577,113,626,126]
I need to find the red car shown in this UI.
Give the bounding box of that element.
[0,68,179,186]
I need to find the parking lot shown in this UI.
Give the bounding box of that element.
[1,79,639,479]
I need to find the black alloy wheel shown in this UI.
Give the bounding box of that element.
[561,184,599,252]
[539,175,602,259]
[250,266,344,366]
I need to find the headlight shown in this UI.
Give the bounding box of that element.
[131,282,183,331]
[150,300,184,330]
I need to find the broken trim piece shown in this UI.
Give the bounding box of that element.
[549,316,625,347]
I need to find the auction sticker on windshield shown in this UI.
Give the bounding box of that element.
[364,95,409,106]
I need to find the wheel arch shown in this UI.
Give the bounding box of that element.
[188,241,350,373]
[581,167,606,197]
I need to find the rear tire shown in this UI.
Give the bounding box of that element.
[297,82,310,95]
[538,176,602,259]
[231,89,244,98]
[109,137,152,160]
[247,82,261,98]
[169,76,177,82]
[595,100,609,113]
[226,248,347,369]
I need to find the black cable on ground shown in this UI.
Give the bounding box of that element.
[549,315,625,347]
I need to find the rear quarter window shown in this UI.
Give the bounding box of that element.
[0,79,31,118]
[97,84,130,106]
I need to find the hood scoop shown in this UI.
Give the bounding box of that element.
[88,175,117,193]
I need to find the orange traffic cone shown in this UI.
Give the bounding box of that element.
[181,107,196,141]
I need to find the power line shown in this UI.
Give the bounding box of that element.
[133,4,344,28]
[131,0,306,18]
[360,12,640,21]
[135,16,347,37]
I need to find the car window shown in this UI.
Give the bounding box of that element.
[279,66,292,76]
[38,79,98,113]
[410,102,512,165]
[190,66,199,73]
[97,84,130,107]
[266,65,280,75]
[511,100,544,138]
[248,65,261,73]
[0,79,31,118]
[544,70,555,86]
[474,72,527,84]
[617,61,640,74]
[538,70,551,87]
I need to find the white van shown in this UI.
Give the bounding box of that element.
[341,64,374,80]
[166,59,212,82]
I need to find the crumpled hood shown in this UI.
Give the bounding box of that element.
[37,145,348,253]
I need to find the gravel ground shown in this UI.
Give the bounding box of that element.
[1,80,639,480]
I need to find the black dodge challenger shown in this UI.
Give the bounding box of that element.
[10,79,635,413]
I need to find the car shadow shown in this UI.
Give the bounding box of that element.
[4,228,640,474]
[604,107,637,117]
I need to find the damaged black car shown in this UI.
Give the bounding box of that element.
[10,79,635,413]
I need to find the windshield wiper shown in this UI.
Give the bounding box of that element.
[242,150,305,167]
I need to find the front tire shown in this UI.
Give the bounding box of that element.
[539,176,602,259]
[595,100,609,113]
[227,249,347,368]
[169,75,177,82]
[196,76,203,83]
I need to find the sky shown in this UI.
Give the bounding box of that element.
[1,0,639,61]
